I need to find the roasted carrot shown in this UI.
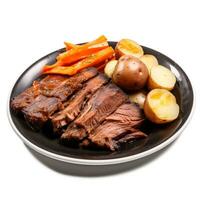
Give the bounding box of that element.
[43,60,63,72]
[56,35,108,65]
[64,42,79,50]
[44,47,115,75]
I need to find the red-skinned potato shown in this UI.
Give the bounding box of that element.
[112,55,149,92]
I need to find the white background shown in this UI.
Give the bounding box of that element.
[0,0,200,199]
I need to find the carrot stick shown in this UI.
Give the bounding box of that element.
[64,42,79,50]
[59,35,107,59]
[56,35,108,64]
[43,60,63,72]
[44,47,115,75]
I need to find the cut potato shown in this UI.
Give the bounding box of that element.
[115,39,144,58]
[129,90,147,109]
[144,89,179,124]
[104,60,118,78]
[148,65,176,90]
[140,54,158,73]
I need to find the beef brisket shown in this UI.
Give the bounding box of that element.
[11,75,66,113]
[51,73,109,132]
[104,103,144,126]
[88,103,147,150]
[46,67,98,101]
[61,83,128,141]
[23,95,63,129]
[38,75,67,96]
[89,124,146,151]
[23,68,97,128]
[11,67,147,151]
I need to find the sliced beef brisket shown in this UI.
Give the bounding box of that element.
[24,68,97,128]
[12,68,98,129]
[46,67,98,101]
[88,103,147,150]
[11,67,147,151]
[38,75,67,96]
[23,95,63,129]
[51,73,109,132]
[10,75,66,113]
[61,83,128,141]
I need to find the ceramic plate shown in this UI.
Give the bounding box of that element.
[8,42,194,165]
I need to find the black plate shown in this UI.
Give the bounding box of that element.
[8,42,194,162]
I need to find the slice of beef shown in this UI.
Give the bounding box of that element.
[74,83,129,132]
[21,68,98,129]
[104,103,144,127]
[46,67,98,101]
[79,129,146,150]
[10,75,66,113]
[22,95,63,129]
[89,123,146,151]
[11,87,37,114]
[61,83,128,141]
[51,74,109,132]
[88,103,147,150]
[38,75,67,96]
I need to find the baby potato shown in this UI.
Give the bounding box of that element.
[129,90,147,109]
[112,55,149,92]
[104,60,118,78]
[148,65,176,91]
[144,89,179,124]
[115,39,144,58]
[140,54,159,73]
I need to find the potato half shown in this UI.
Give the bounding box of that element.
[140,54,158,73]
[115,39,144,58]
[144,89,179,124]
[104,60,118,78]
[148,65,176,90]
